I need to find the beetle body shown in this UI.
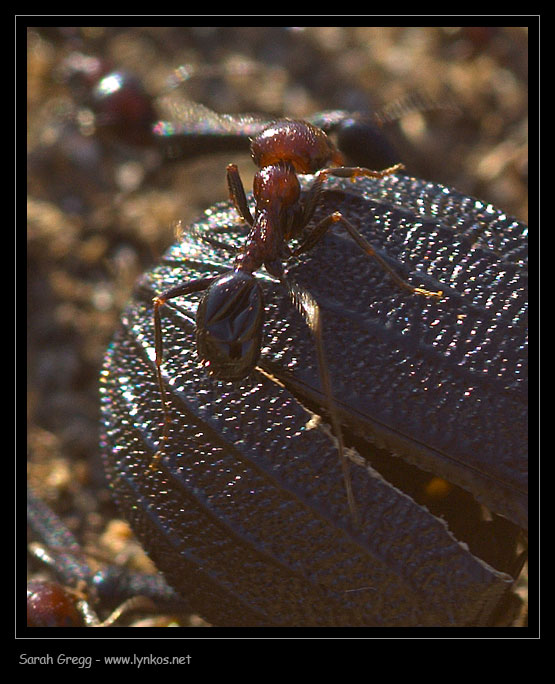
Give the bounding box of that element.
[100,172,527,626]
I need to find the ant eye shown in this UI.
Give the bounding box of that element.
[196,272,264,380]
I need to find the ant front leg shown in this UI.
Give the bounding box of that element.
[226,163,254,226]
[151,276,217,469]
[299,163,406,231]
[294,211,442,299]
[322,162,406,183]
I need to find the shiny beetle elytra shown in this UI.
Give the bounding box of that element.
[100,168,527,627]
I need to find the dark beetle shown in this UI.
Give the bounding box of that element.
[100,167,527,627]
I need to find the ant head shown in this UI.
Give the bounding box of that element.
[251,119,344,174]
[196,271,264,381]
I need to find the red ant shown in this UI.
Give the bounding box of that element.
[152,118,442,525]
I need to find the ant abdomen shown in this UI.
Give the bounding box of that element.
[250,119,344,174]
[195,272,264,381]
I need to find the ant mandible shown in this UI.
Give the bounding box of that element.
[152,118,442,526]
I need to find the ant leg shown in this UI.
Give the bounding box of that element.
[321,162,405,182]
[151,276,217,469]
[294,212,442,299]
[281,277,359,527]
[298,171,328,228]
[299,163,406,231]
[226,163,254,226]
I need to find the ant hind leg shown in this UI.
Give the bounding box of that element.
[281,276,359,526]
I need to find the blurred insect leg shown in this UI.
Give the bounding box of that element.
[227,163,254,226]
[294,212,442,298]
[281,277,359,526]
[150,277,217,469]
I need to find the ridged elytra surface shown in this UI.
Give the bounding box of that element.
[100,173,527,626]
[266,174,528,531]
